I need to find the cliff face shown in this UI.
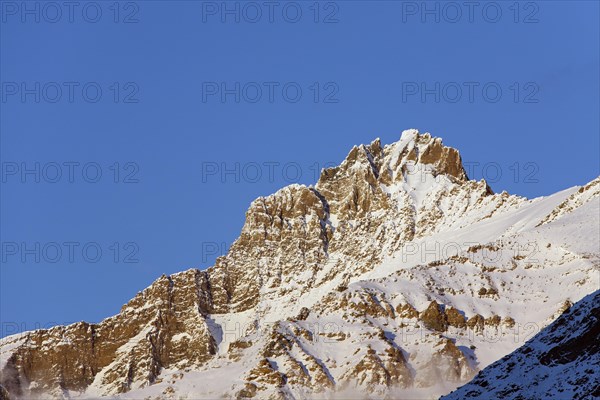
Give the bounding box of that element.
[204,130,503,315]
[1,270,216,398]
[1,130,598,400]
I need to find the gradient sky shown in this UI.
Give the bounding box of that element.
[1,1,599,337]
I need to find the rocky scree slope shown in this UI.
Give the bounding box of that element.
[0,130,598,399]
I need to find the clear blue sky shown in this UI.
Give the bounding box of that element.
[1,1,598,337]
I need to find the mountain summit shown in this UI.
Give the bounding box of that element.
[1,130,598,399]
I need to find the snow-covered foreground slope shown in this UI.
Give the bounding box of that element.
[1,130,598,400]
[442,289,600,400]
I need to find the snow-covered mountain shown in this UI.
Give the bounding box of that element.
[442,289,599,400]
[1,130,598,400]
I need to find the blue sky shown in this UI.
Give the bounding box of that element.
[1,1,598,337]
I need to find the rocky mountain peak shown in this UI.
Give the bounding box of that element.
[1,131,597,400]
[318,129,468,193]
[200,131,488,316]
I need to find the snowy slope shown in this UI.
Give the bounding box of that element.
[442,289,600,400]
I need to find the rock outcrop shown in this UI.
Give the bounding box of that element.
[1,271,216,398]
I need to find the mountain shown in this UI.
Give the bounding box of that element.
[442,289,599,400]
[1,130,598,400]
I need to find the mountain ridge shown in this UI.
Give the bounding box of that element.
[1,130,598,400]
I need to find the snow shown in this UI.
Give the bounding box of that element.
[2,131,598,400]
[0,333,27,370]
[207,309,257,355]
[442,290,600,400]
[109,179,598,399]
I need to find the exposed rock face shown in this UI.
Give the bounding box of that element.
[417,135,467,180]
[396,302,419,319]
[207,184,331,313]
[340,345,412,391]
[1,270,216,398]
[1,130,598,399]
[184,129,507,315]
[416,338,475,386]
[420,301,449,332]
[445,307,467,328]
[0,386,9,400]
